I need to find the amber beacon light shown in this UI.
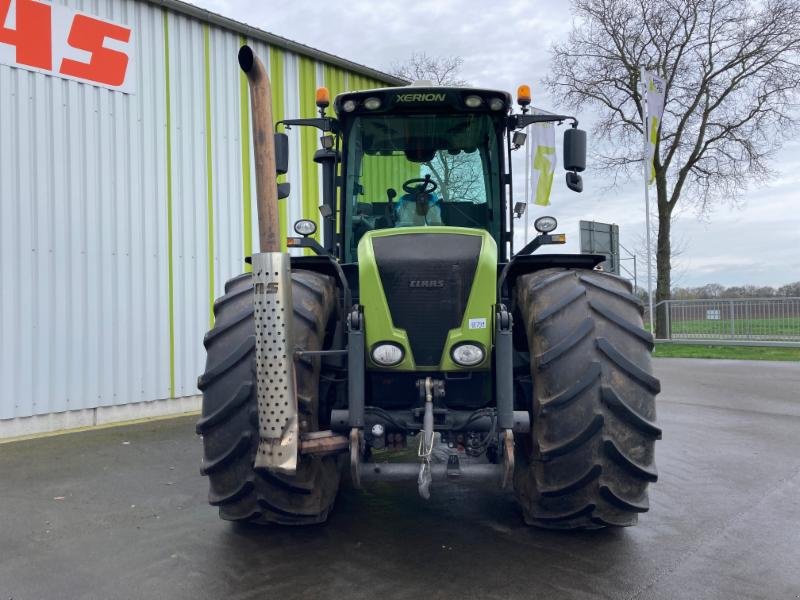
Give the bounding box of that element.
[516,84,531,108]
[316,86,330,109]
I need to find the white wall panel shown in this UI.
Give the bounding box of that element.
[208,26,245,291]
[1,0,172,420]
[0,0,392,426]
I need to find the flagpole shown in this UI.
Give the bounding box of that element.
[640,71,655,335]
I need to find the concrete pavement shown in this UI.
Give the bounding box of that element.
[1,358,799,600]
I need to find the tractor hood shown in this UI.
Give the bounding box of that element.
[357,227,497,371]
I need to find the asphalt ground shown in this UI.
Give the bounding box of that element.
[1,358,799,600]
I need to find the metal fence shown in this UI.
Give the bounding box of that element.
[653,297,800,344]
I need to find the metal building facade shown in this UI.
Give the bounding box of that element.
[0,0,401,435]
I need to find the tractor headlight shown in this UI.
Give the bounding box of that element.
[489,97,505,111]
[451,343,485,367]
[534,216,558,233]
[371,343,404,366]
[363,97,381,110]
[293,219,317,236]
[464,95,483,108]
[342,99,357,112]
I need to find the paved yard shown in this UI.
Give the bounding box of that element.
[1,358,799,600]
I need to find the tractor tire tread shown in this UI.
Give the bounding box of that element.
[204,307,254,346]
[208,476,255,506]
[540,362,601,414]
[197,336,255,390]
[578,273,644,312]
[196,382,252,434]
[224,272,253,293]
[513,267,659,530]
[200,431,252,475]
[599,483,649,513]
[536,317,594,367]
[198,269,341,525]
[602,438,658,481]
[600,385,662,439]
[535,285,586,324]
[539,413,604,459]
[597,337,661,393]
[589,299,654,349]
[539,464,602,497]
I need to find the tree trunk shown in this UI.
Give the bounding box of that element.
[654,173,672,338]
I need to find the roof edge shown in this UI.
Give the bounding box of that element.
[148,0,409,86]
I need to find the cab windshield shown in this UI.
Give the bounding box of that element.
[343,113,501,259]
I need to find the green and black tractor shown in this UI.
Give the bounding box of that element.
[196,46,660,529]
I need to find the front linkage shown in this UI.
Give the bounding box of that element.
[341,302,526,498]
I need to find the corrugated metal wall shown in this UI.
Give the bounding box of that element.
[0,0,389,422]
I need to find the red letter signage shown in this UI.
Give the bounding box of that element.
[0,0,135,93]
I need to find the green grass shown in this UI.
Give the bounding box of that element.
[668,317,800,337]
[653,343,800,361]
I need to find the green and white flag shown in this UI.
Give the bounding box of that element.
[530,110,556,206]
[641,68,666,185]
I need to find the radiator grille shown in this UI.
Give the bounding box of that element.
[372,233,481,366]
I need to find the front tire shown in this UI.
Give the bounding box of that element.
[513,268,661,529]
[197,270,341,525]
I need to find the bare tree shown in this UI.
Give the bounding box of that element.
[390,54,482,202]
[546,0,800,336]
[423,152,484,202]
[390,52,468,86]
[671,282,799,299]
[634,207,689,289]
[778,281,800,297]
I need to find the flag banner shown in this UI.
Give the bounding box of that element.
[641,68,665,185]
[530,109,556,206]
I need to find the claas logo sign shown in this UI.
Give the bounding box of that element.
[0,0,135,93]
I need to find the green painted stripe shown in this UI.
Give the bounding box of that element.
[204,25,215,327]
[323,64,346,97]
[238,36,253,271]
[298,57,319,243]
[269,46,287,251]
[162,10,175,398]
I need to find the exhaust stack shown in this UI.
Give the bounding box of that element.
[238,45,298,474]
[238,45,281,252]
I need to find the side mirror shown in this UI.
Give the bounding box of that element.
[563,127,586,172]
[275,132,289,175]
[513,201,527,219]
[566,172,583,193]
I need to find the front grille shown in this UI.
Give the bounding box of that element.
[372,233,481,366]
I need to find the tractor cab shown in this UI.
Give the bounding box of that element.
[333,86,509,259]
[279,82,586,263]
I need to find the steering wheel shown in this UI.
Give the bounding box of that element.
[402,175,438,195]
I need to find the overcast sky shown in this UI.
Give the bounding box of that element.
[193,0,800,288]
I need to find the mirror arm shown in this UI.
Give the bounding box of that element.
[277,117,339,134]
[516,233,565,256]
[287,236,329,256]
[516,235,545,256]
[509,113,578,130]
